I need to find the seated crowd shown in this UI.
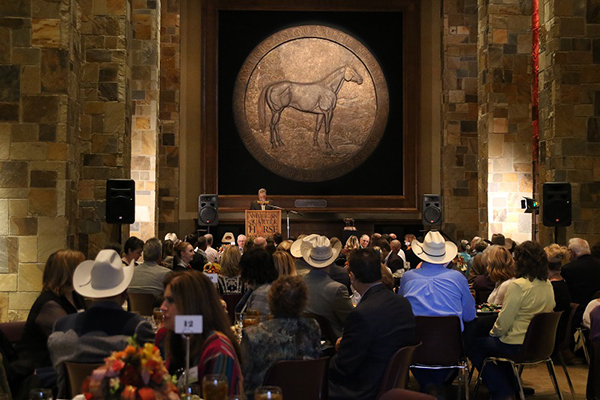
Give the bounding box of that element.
[2,229,600,400]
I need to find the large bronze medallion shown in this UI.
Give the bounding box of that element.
[233,25,389,182]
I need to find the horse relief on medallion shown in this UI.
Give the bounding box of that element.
[233,25,389,182]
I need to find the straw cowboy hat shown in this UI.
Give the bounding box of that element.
[290,234,319,258]
[73,249,135,298]
[221,232,235,243]
[411,231,458,265]
[300,235,342,268]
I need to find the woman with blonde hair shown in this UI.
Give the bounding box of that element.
[276,239,293,253]
[485,245,516,305]
[343,235,360,254]
[272,250,297,276]
[217,245,246,295]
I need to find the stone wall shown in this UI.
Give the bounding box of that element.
[77,0,133,256]
[0,0,83,321]
[441,0,481,241]
[157,0,179,238]
[478,0,534,244]
[538,0,600,245]
[130,0,160,241]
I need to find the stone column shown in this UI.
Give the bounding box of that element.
[130,0,160,241]
[77,0,133,256]
[477,0,533,244]
[0,0,83,321]
[441,0,480,240]
[538,0,600,245]
[157,0,180,237]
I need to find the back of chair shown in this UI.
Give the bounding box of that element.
[302,312,339,346]
[412,316,464,366]
[515,311,562,363]
[222,293,244,325]
[65,362,103,398]
[263,357,330,400]
[376,342,421,399]
[0,321,25,344]
[555,303,579,354]
[128,293,156,316]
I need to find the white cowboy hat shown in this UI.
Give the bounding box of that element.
[301,235,342,268]
[73,249,135,298]
[290,234,319,258]
[221,232,235,243]
[411,231,458,265]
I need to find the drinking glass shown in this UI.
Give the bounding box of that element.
[181,383,201,400]
[254,386,282,400]
[153,307,164,327]
[202,374,228,400]
[29,389,53,400]
[243,309,260,327]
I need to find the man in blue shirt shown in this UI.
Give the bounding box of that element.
[399,231,476,394]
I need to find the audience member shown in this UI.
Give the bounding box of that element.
[159,271,243,396]
[276,239,293,253]
[469,236,481,256]
[469,241,555,400]
[161,239,175,269]
[265,237,277,254]
[204,233,219,263]
[272,250,296,276]
[164,232,179,245]
[544,244,572,346]
[272,233,283,247]
[328,237,352,293]
[562,238,600,308]
[403,234,421,269]
[343,235,360,255]
[390,239,406,263]
[236,248,279,316]
[48,250,154,398]
[217,245,246,295]
[192,236,209,270]
[587,305,600,398]
[173,241,194,272]
[380,239,403,273]
[241,276,321,397]
[290,234,312,276]
[128,238,172,297]
[593,241,600,262]
[253,236,267,249]
[329,248,416,400]
[15,250,86,391]
[104,242,122,254]
[490,233,514,253]
[399,231,475,392]
[359,234,370,249]
[237,234,246,254]
[122,236,144,266]
[468,238,490,284]
[485,246,515,305]
[457,239,472,276]
[302,235,354,338]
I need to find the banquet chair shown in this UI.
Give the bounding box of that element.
[0,321,25,344]
[552,303,578,398]
[263,357,330,400]
[410,316,469,400]
[380,388,436,400]
[222,293,244,325]
[376,342,421,399]
[128,293,156,316]
[473,311,563,400]
[65,361,103,398]
[302,312,339,345]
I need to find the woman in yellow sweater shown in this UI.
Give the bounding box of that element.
[469,241,555,400]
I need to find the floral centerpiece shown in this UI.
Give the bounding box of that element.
[82,338,178,400]
[452,254,468,273]
[203,262,221,274]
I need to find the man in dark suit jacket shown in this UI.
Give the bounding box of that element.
[562,238,600,312]
[329,248,416,400]
[379,239,403,273]
[250,188,270,210]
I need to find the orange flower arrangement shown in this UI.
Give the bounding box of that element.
[203,262,221,274]
[82,338,178,400]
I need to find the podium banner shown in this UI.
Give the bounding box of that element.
[245,210,281,237]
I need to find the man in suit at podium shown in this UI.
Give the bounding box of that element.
[250,188,271,210]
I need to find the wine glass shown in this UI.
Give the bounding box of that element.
[29,389,53,400]
[254,386,282,400]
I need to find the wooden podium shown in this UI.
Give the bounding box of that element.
[245,210,282,237]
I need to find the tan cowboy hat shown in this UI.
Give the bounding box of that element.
[301,235,342,268]
[221,232,235,243]
[73,249,135,298]
[290,234,319,258]
[411,231,458,265]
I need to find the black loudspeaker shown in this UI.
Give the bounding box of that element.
[543,182,572,227]
[106,179,135,224]
[198,194,218,226]
[422,194,443,226]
